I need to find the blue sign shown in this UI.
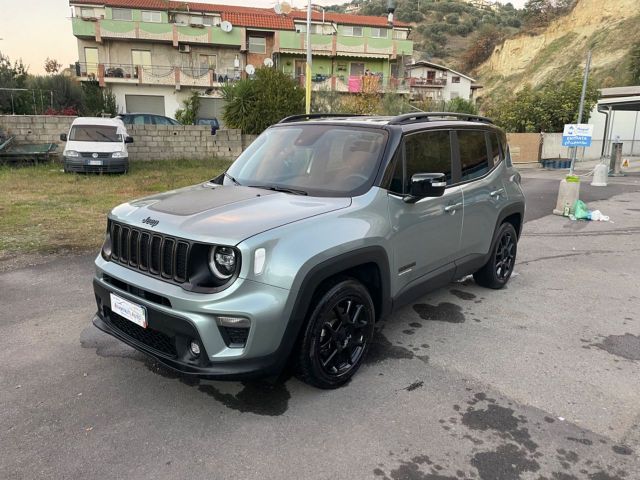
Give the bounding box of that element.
[562,124,594,147]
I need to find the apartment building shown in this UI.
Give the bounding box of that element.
[405,60,479,103]
[69,0,413,119]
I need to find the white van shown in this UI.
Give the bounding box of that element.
[60,117,133,173]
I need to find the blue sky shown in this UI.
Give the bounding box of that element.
[0,0,525,74]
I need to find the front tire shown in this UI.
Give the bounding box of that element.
[473,222,518,289]
[295,279,375,389]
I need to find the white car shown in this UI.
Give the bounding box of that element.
[60,117,133,173]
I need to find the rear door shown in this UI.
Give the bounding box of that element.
[387,129,463,293]
[457,129,508,259]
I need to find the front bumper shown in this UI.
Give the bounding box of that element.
[92,258,293,379]
[65,156,128,173]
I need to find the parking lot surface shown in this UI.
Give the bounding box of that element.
[1,170,639,479]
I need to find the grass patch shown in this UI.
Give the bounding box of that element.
[0,158,230,259]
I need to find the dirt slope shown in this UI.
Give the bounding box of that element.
[477,0,640,97]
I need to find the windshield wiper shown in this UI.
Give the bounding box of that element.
[248,184,308,196]
[224,172,241,186]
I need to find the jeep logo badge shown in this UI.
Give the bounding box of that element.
[142,217,159,227]
[92,153,98,158]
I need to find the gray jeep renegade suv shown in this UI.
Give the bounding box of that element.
[92,112,525,388]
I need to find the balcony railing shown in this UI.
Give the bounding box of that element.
[290,73,411,93]
[75,62,241,88]
[409,77,447,87]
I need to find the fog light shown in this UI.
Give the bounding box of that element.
[189,340,201,356]
[216,316,250,328]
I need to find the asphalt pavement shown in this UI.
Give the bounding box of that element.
[1,168,639,480]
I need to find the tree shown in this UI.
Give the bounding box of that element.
[460,25,505,72]
[175,91,200,125]
[445,97,478,115]
[222,68,304,134]
[81,81,118,116]
[484,73,599,132]
[0,52,29,114]
[44,57,63,75]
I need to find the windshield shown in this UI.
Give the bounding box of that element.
[69,125,123,142]
[225,125,387,196]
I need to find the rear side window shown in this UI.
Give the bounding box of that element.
[457,130,489,182]
[488,133,501,167]
[404,130,452,191]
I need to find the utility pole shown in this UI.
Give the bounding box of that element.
[305,0,312,114]
[569,50,592,175]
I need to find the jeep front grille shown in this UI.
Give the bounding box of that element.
[110,221,190,284]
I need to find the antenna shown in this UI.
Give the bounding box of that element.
[263,58,274,67]
[220,20,233,32]
[281,2,292,14]
[274,3,282,14]
[245,64,256,75]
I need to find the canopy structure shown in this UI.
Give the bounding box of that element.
[597,86,640,157]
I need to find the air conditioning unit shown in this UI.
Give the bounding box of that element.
[178,45,191,53]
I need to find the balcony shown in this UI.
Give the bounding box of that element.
[75,62,241,89]
[409,77,447,87]
[71,17,242,46]
[291,73,410,94]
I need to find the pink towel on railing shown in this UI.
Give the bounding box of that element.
[348,76,362,93]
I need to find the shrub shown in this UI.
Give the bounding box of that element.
[175,91,200,125]
[222,68,304,134]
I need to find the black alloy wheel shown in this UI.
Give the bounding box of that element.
[473,222,518,289]
[495,229,516,281]
[295,279,375,389]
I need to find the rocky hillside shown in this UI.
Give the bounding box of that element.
[476,0,640,97]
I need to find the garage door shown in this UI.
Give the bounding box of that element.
[199,98,226,126]
[125,95,165,115]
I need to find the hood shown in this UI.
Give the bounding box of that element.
[64,140,124,153]
[110,183,352,245]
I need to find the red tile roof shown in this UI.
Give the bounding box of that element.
[71,0,409,30]
[289,10,410,28]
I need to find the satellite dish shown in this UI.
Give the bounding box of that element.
[220,21,233,32]
[263,58,274,67]
[245,64,256,75]
[281,2,292,14]
[274,3,282,14]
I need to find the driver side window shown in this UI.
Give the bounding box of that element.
[402,130,452,193]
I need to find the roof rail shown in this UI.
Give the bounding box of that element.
[387,112,494,125]
[278,113,364,123]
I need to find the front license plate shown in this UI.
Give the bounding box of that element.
[110,293,147,328]
[88,159,103,166]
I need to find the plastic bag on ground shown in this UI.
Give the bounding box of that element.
[573,200,590,220]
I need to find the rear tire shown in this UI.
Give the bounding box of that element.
[473,222,518,289]
[295,278,375,389]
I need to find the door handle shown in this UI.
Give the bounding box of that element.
[444,203,462,213]
[490,188,505,197]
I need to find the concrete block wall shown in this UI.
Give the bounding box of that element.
[125,125,244,160]
[0,115,254,161]
[0,115,75,146]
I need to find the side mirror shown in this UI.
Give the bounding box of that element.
[59,133,67,141]
[125,136,134,144]
[404,173,447,203]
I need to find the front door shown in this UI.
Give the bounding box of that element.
[387,130,463,294]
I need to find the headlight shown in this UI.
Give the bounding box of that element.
[64,150,79,157]
[112,151,127,158]
[101,231,112,261]
[208,246,238,280]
